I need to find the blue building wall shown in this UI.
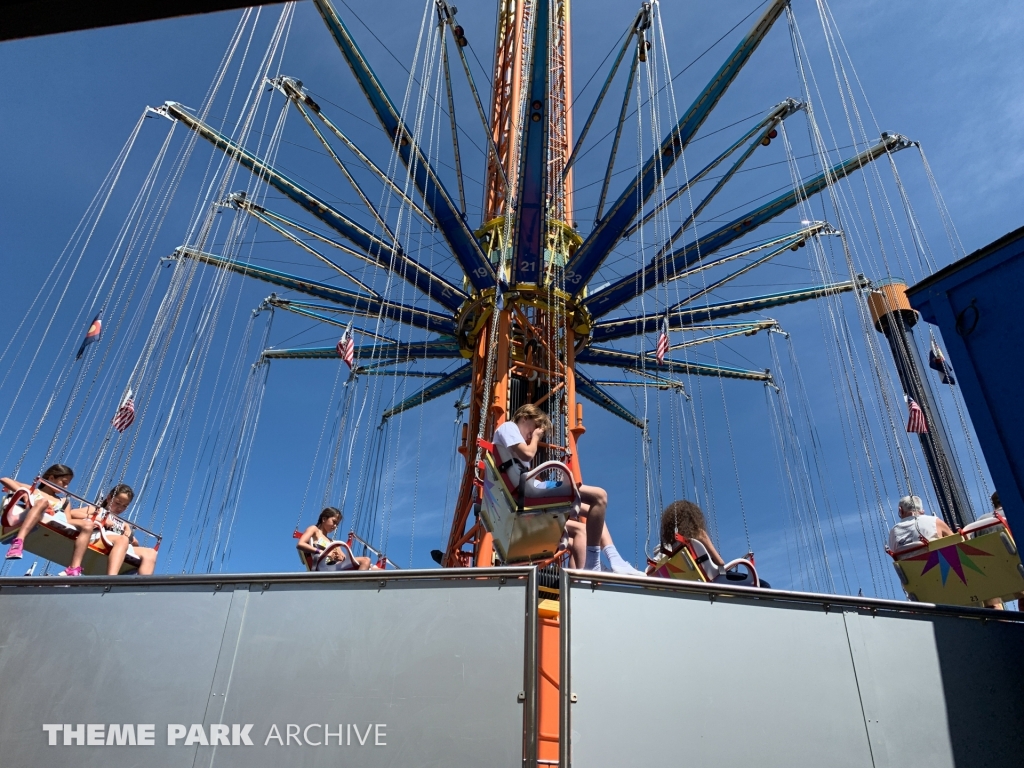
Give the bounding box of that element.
[908,226,1024,532]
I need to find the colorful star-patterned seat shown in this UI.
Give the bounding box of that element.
[646,533,761,587]
[890,515,1024,606]
[476,438,580,564]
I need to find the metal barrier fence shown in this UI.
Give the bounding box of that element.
[3,567,1023,768]
[0,568,537,768]
[561,570,1024,768]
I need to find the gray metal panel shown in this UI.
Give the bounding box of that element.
[0,582,237,768]
[567,584,875,768]
[845,609,1024,768]
[0,571,531,768]
[566,574,1024,768]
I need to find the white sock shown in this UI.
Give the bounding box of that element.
[584,546,601,571]
[603,544,645,576]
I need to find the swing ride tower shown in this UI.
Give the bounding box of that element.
[443,0,585,568]
[9,4,1024,763]
[155,0,943,572]
[868,281,972,529]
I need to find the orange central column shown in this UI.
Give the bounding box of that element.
[537,594,562,765]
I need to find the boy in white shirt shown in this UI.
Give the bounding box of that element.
[493,404,641,574]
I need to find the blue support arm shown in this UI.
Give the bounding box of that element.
[662,320,779,351]
[262,338,462,361]
[574,370,645,428]
[512,0,550,285]
[311,0,495,290]
[655,99,805,256]
[381,364,472,421]
[161,102,466,311]
[590,278,866,343]
[585,133,912,316]
[175,247,456,335]
[230,194,379,296]
[578,345,770,381]
[671,224,836,308]
[563,0,792,291]
[624,98,802,238]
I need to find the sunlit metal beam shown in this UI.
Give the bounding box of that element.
[229,194,378,295]
[311,0,495,290]
[175,248,456,334]
[159,102,467,311]
[564,0,792,290]
[381,364,472,421]
[262,338,462,362]
[655,99,804,256]
[671,225,837,308]
[585,133,912,316]
[578,345,770,381]
[512,0,551,284]
[591,278,865,343]
[574,369,645,428]
[624,98,802,238]
[270,76,433,224]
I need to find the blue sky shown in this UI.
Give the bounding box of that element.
[1,0,1021,592]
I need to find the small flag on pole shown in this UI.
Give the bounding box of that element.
[906,396,928,434]
[336,324,355,369]
[928,339,955,385]
[495,277,509,312]
[76,313,102,360]
[655,315,670,365]
[111,389,136,433]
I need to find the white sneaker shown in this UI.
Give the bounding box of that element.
[608,562,646,577]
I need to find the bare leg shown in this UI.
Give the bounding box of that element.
[355,556,372,571]
[105,534,131,575]
[14,500,48,541]
[134,547,158,575]
[577,485,607,547]
[565,517,587,568]
[68,519,95,570]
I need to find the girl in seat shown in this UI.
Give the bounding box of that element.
[297,507,371,571]
[2,464,91,574]
[87,484,159,576]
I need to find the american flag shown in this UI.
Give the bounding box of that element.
[928,338,955,385]
[111,389,136,433]
[906,397,928,434]
[336,326,355,369]
[655,315,670,365]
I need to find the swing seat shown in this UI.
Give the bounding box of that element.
[298,539,358,572]
[1,490,142,575]
[646,533,760,587]
[890,517,1024,607]
[477,438,580,564]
